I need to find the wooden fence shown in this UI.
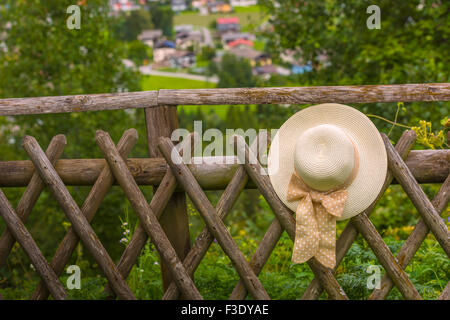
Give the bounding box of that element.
[0,83,448,300]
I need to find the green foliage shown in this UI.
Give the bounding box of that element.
[216,54,257,88]
[114,9,153,41]
[200,46,216,61]
[259,0,450,135]
[148,3,174,37]
[127,40,150,66]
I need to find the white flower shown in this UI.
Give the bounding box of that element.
[119,237,128,243]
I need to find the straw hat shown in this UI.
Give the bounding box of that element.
[267,103,387,220]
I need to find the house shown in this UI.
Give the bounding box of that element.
[138,29,163,47]
[227,38,254,50]
[216,17,240,33]
[208,1,233,13]
[169,51,196,68]
[221,32,255,45]
[176,30,203,50]
[154,40,176,49]
[175,24,194,35]
[171,0,187,12]
[109,0,140,12]
[228,47,271,66]
[253,65,291,80]
[153,48,177,63]
[292,63,313,75]
[230,0,257,6]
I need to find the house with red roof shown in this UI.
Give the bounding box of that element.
[217,17,240,34]
[227,38,254,49]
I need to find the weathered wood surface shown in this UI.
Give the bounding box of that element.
[232,135,348,300]
[369,173,450,300]
[439,281,450,300]
[0,134,66,268]
[22,136,136,300]
[301,130,417,300]
[95,130,202,300]
[0,190,67,300]
[145,105,191,294]
[0,150,447,188]
[103,132,196,299]
[162,134,263,300]
[158,83,450,105]
[382,134,450,257]
[0,84,448,115]
[158,137,271,300]
[0,91,158,116]
[32,129,138,300]
[351,213,422,299]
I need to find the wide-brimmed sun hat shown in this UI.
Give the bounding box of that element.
[267,103,387,221]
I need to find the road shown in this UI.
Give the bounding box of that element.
[139,66,219,84]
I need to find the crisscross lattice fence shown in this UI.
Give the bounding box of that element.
[0,83,448,300]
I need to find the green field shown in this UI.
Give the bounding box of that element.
[141,75,231,117]
[174,5,266,29]
[141,74,216,90]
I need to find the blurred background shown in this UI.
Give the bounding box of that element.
[0,0,448,299]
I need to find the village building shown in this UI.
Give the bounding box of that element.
[216,17,240,34]
[176,30,203,50]
[138,29,163,47]
[208,1,233,14]
[221,32,255,45]
[228,47,271,67]
[171,0,188,12]
[169,51,196,68]
[230,0,258,6]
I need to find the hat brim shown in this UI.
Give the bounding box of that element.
[267,103,387,220]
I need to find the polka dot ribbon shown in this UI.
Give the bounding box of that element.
[287,173,348,269]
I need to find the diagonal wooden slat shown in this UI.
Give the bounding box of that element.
[95,130,203,300]
[162,134,264,300]
[22,136,136,300]
[439,281,450,300]
[158,137,271,300]
[103,132,197,299]
[351,213,422,299]
[232,135,348,300]
[301,130,417,300]
[31,129,138,300]
[381,134,450,257]
[369,173,450,300]
[0,190,67,300]
[0,134,66,267]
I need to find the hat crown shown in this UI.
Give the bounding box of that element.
[294,124,355,192]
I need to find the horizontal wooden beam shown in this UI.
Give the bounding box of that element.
[158,83,450,105]
[0,84,448,115]
[0,150,447,188]
[0,91,158,116]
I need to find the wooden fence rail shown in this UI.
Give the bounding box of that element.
[0,83,449,115]
[0,150,448,188]
[0,84,448,300]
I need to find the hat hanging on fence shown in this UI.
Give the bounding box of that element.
[267,103,387,268]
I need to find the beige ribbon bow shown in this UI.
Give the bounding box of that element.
[287,173,348,269]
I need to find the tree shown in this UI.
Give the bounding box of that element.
[217,54,257,88]
[115,9,153,41]
[0,0,144,264]
[259,0,449,136]
[127,40,150,66]
[148,3,174,37]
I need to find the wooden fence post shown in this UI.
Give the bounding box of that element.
[144,106,191,294]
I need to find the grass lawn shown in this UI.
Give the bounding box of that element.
[174,5,266,29]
